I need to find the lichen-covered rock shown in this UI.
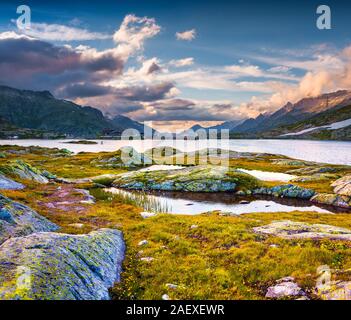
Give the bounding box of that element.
[266,277,305,299]
[311,193,351,209]
[253,184,315,200]
[112,166,250,192]
[316,281,351,300]
[0,175,24,190]
[0,229,125,300]
[91,147,152,169]
[0,194,58,245]
[1,160,51,184]
[332,175,351,196]
[253,220,351,241]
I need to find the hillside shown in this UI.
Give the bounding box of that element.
[0,86,148,138]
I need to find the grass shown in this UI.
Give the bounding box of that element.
[0,145,351,300]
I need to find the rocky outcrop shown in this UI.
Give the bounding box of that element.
[253,220,351,241]
[1,160,54,184]
[0,194,58,245]
[316,280,351,300]
[91,147,152,169]
[112,166,254,192]
[332,175,351,196]
[0,175,24,190]
[0,229,125,300]
[311,193,351,209]
[253,184,315,200]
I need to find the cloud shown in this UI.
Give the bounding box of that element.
[20,23,111,41]
[176,29,196,41]
[114,14,161,58]
[169,57,194,67]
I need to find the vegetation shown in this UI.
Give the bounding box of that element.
[0,145,350,300]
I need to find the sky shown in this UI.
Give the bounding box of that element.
[0,0,351,132]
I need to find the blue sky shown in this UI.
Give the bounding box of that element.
[0,0,351,131]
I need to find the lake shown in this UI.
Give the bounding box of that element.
[0,139,350,165]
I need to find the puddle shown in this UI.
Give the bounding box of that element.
[237,168,297,182]
[105,188,349,215]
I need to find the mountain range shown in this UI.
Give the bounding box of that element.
[203,90,351,140]
[0,85,350,140]
[0,86,152,139]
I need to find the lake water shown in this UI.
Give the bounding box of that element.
[0,139,350,165]
[105,188,347,215]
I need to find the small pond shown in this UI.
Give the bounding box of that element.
[105,188,351,215]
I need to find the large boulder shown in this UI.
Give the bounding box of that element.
[253,220,351,241]
[0,229,125,300]
[332,175,351,196]
[0,194,58,245]
[111,166,255,192]
[0,175,24,190]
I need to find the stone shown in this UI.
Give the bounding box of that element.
[253,184,315,200]
[162,294,170,300]
[140,257,154,262]
[0,175,25,190]
[68,223,85,229]
[2,160,51,184]
[138,240,149,246]
[311,193,350,209]
[0,229,125,300]
[0,194,58,245]
[190,225,199,229]
[266,278,304,299]
[140,212,157,219]
[254,220,351,241]
[166,283,178,290]
[332,175,351,196]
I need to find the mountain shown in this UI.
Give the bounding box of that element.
[109,115,156,137]
[0,86,148,138]
[231,90,351,136]
[207,119,244,131]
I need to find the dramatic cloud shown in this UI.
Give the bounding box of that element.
[20,23,111,41]
[176,29,196,41]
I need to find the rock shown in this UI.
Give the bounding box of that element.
[253,220,351,241]
[0,194,58,245]
[316,281,351,300]
[140,212,157,219]
[266,277,305,299]
[138,240,148,246]
[112,166,259,192]
[332,175,351,196]
[236,191,246,196]
[140,257,154,262]
[0,229,125,300]
[162,294,170,300]
[91,147,152,169]
[311,193,350,209]
[240,200,250,204]
[2,160,50,184]
[0,175,24,190]
[253,184,315,200]
[277,276,295,283]
[190,225,199,229]
[166,283,178,290]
